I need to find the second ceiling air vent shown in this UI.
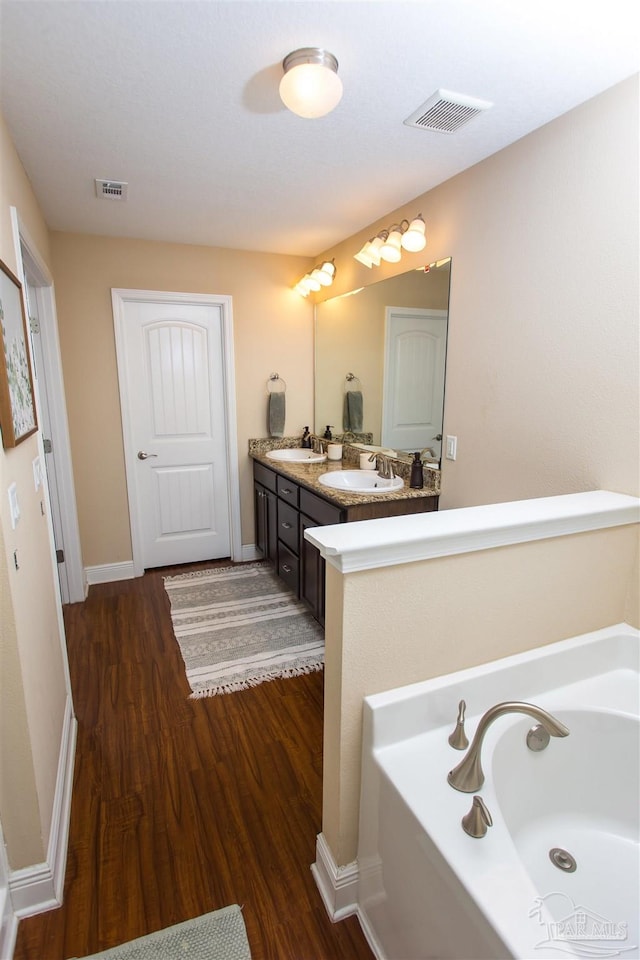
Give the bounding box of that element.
[95,179,128,200]
[404,89,493,133]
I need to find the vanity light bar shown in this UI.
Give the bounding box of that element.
[294,259,336,297]
[354,215,426,268]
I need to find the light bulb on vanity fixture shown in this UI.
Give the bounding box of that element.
[353,215,427,268]
[380,225,403,263]
[279,48,343,119]
[353,232,387,268]
[400,214,427,252]
[294,260,336,297]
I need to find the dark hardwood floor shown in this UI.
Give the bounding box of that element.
[14,561,373,960]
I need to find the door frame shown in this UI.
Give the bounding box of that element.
[112,288,242,576]
[10,208,85,603]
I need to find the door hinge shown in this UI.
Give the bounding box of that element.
[56,549,64,564]
[30,316,40,334]
[43,438,52,453]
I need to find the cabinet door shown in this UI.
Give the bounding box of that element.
[254,482,277,561]
[300,513,325,626]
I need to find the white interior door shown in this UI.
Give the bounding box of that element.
[25,280,69,597]
[114,292,235,570]
[381,307,448,454]
[14,209,85,605]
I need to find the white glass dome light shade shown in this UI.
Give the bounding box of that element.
[401,215,427,253]
[354,244,375,268]
[317,260,336,286]
[367,235,386,266]
[306,271,323,292]
[295,279,311,297]
[380,227,403,263]
[280,49,343,119]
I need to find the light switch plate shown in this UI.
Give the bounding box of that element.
[445,435,457,460]
[33,456,42,490]
[8,482,20,529]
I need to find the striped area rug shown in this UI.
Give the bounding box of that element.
[164,562,324,697]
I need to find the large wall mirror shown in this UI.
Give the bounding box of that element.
[314,260,451,461]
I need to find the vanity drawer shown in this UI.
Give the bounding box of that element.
[277,500,299,553]
[277,543,299,594]
[277,475,299,507]
[254,461,277,493]
[299,489,344,527]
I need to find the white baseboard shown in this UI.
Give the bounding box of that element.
[86,553,261,582]
[85,561,137,585]
[311,833,359,922]
[241,544,261,562]
[0,892,18,960]
[9,695,77,918]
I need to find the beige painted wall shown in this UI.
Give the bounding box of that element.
[0,112,69,869]
[313,76,640,868]
[323,523,640,865]
[316,76,639,508]
[50,234,313,565]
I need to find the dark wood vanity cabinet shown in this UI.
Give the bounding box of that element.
[253,459,438,625]
[253,462,278,562]
[253,461,343,624]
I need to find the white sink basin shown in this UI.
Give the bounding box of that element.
[266,448,327,463]
[318,470,404,495]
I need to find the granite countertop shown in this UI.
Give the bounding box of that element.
[249,439,440,509]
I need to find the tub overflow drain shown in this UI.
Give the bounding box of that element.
[549,847,577,872]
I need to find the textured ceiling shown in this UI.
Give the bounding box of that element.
[1,0,638,256]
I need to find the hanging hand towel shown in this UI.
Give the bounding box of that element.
[268,391,286,437]
[343,390,363,432]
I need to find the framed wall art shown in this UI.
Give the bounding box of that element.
[0,258,38,448]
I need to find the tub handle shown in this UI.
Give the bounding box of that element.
[461,796,493,838]
[448,699,469,750]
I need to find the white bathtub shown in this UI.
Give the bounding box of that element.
[357,623,639,959]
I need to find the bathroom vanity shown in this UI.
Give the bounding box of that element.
[251,447,439,624]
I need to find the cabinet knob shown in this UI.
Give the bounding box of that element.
[281,521,292,529]
[282,564,292,574]
[282,487,293,494]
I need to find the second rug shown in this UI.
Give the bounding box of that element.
[164,561,324,698]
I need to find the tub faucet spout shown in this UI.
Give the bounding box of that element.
[447,701,569,793]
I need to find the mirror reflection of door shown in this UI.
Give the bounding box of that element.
[381,307,448,456]
[314,260,451,459]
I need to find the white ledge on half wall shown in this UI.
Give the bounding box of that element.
[304,490,640,574]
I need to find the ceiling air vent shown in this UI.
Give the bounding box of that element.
[404,89,493,134]
[95,179,128,200]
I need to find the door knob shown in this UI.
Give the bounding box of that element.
[137,451,158,460]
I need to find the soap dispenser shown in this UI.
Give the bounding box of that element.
[410,452,424,489]
[301,426,312,448]
[323,425,333,441]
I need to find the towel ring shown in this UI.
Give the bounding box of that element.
[344,373,362,391]
[267,373,286,393]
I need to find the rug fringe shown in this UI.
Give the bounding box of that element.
[189,660,324,699]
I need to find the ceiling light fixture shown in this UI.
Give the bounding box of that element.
[294,260,336,297]
[279,48,343,119]
[353,215,427,269]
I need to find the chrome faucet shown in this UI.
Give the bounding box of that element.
[311,435,327,454]
[377,455,396,480]
[447,701,569,792]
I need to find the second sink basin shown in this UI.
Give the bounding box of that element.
[266,448,327,463]
[318,470,403,495]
